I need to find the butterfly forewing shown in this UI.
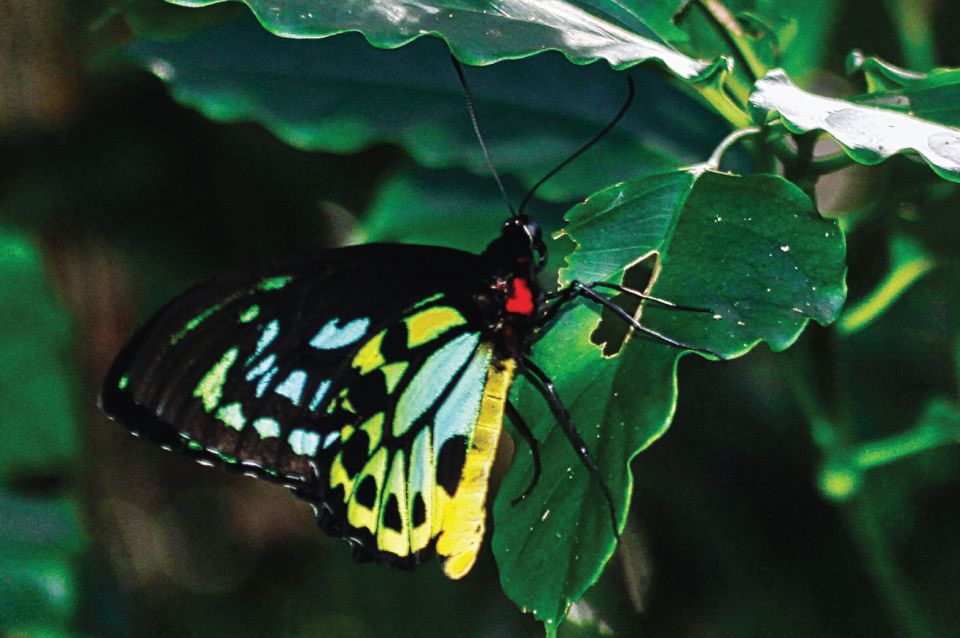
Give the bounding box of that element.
[102,244,514,574]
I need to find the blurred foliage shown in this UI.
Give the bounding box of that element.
[1,0,959,637]
[0,228,84,637]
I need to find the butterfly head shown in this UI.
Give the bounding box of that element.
[494,214,547,273]
[483,215,546,348]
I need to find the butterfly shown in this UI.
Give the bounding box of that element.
[100,63,714,580]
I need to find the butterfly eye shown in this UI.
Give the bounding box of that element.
[518,216,547,270]
[533,234,547,270]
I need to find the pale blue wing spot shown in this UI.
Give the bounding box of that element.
[216,402,246,432]
[252,417,281,439]
[309,379,332,411]
[289,428,321,456]
[255,366,278,398]
[245,353,277,380]
[393,332,480,437]
[408,427,435,551]
[434,345,492,450]
[323,431,339,449]
[246,319,280,365]
[408,427,433,498]
[310,318,370,350]
[275,370,308,406]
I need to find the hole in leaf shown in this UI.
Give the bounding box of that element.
[590,256,657,357]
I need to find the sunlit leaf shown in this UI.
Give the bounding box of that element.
[847,51,960,127]
[749,69,960,183]
[167,0,725,80]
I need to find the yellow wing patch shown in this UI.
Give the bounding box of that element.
[347,447,388,533]
[330,451,356,495]
[380,361,409,393]
[436,358,516,579]
[377,451,409,556]
[360,412,385,454]
[353,330,386,374]
[405,306,467,348]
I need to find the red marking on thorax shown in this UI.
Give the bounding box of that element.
[506,277,535,315]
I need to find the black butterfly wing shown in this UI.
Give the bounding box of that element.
[102,243,514,576]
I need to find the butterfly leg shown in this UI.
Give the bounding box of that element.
[587,281,714,314]
[505,400,542,506]
[549,281,723,359]
[521,357,620,540]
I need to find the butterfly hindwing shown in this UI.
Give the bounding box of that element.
[316,299,516,576]
[102,244,515,575]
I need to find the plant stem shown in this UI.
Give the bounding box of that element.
[882,0,936,71]
[698,0,767,81]
[706,126,761,168]
[698,84,752,129]
[812,150,855,175]
[845,489,937,638]
[690,0,753,108]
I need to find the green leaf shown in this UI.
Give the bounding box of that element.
[561,169,847,350]
[749,69,960,183]
[671,0,782,102]
[0,227,77,482]
[493,168,846,630]
[167,0,725,81]
[362,168,507,252]
[97,0,241,40]
[759,0,837,80]
[847,51,960,127]
[127,16,718,203]
[584,0,689,44]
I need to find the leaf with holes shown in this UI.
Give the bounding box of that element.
[492,168,846,632]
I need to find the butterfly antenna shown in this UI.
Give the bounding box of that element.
[451,55,517,217]
[517,75,635,217]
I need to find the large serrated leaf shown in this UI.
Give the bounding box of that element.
[493,168,846,631]
[168,0,725,80]
[128,15,724,203]
[749,69,960,183]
